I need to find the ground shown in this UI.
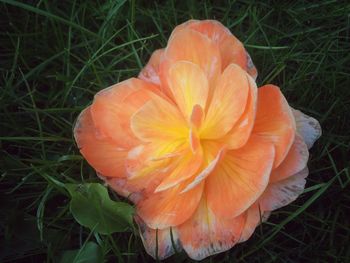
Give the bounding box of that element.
[1,0,349,262]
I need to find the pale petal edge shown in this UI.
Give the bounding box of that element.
[292,108,322,149]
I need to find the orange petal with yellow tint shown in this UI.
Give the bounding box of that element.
[184,19,258,79]
[131,93,188,142]
[180,140,224,193]
[200,64,250,139]
[135,216,182,260]
[139,49,164,85]
[270,134,309,183]
[205,136,275,218]
[137,179,204,229]
[155,149,203,192]
[91,78,157,149]
[223,73,258,149]
[252,85,296,168]
[74,108,128,178]
[166,61,209,121]
[102,141,187,202]
[161,28,221,90]
[181,147,225,193]
[177,196,245,260]
[125,140,185,178]
[190,104,204,129]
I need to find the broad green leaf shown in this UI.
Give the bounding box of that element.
[60,242,103,263]
[65,183,134,234]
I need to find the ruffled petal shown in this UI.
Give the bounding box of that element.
[177,196,245,260]
[166,61,209,121]
[183,19,258,79]
[102,141,187,202]
[137,179,204,229]
[252,85,296,168]
[135,216,182,260]
[125,140,185,178]
[181,147,225,193]
[205,136,275,218]
[74,107,128,178]
[200,64,250,139]
[223,73,258,149]
[139,49,164,85]
[103,147,199,204]
[179,19,231,42]
[91,78,157,149]
[155,149,203,192]
[160,27,221,93]
[219,35,257,79]
[258,167,308,211]
[270,134,309,183]
[292,109,322,149]
[131,93,188,142]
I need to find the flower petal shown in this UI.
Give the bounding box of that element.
[181,19,231,42]
[252,85,296,168]
[184,19,258,79]
[292,109,322,149]
[161,27,221,91]
[200,64,250,139]
[139,49,164,85]
[166,61,209,121]
[103,170,166,204]
[270,134,309,183]
[177,196,245,260]
[220,36,257,80]
[239,167,309,242]
[181,147,225,193]
[154,149,203,192]
[74,107,127,178]
[131,93,188,142]
[135,216,182,260]
[137,179,204,229]
[91,78,157,149]
[223,74,258,149]
[125,140,185,178]
[205,136,275,218]
[99,177,140,203]
[258,167,308,211]
[190,104,204,129]
[102,141,187,202]
[238,203,270,243]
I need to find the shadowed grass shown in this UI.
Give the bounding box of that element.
[1,0,349,262]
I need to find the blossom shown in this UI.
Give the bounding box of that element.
[73,20,321,260]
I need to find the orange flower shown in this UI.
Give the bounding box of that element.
[74,20,321,260]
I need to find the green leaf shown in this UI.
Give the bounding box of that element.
[65,183,134,234]
[60,242,103,263]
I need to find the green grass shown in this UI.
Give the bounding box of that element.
[1,0,349,262]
